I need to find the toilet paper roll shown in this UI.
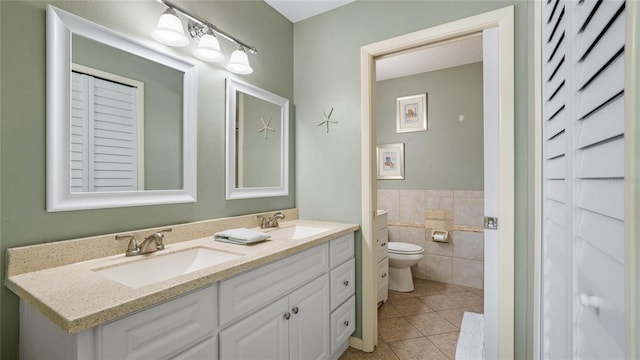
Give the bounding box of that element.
[433,233,446,242]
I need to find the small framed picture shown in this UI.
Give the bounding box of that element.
[377,143,405,179]
[396,93,427,133]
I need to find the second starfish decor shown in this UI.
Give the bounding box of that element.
[317,107,338,133]
[258,116,275,139]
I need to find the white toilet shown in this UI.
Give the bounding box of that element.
[387,242,424,292]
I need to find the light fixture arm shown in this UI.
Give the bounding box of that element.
[156,0,258,54]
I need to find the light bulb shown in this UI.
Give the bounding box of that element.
[152,9,189,47]
[226,48,253,75]
[194,33,224,63]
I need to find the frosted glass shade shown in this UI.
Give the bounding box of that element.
[194,34,224,63]
[152,12,189,47]
[226,49,253,74]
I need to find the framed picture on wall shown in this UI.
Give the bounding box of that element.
[376,143,405,179]
[396,93,427,133]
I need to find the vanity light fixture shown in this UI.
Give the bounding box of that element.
[153,0,257,74]
[151,8,189,47]
[226,47,253,75]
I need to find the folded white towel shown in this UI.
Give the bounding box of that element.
[214,228,271,245]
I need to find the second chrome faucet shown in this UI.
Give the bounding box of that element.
[116,228,172,256]
[259,212,285,229]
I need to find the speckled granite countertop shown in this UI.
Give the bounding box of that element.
[5,219,359,334]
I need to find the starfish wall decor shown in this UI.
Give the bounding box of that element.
[317,107,338,133]
[258,116,275,139]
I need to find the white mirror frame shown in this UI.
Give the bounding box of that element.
[225,78,289,199]
[46,5,198,212]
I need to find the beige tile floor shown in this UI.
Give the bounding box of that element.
[339,279,484,360]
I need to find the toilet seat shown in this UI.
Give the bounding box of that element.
[388,242,423,254]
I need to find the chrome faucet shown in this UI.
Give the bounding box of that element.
[260,212,285,229]
[116,228,172,256]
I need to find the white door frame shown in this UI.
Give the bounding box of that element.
[627,3,640,358]
[358,6,515,356]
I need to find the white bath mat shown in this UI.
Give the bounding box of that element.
[455,312,484,360]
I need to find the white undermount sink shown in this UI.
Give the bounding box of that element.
[94,247,242,288]
[265,224,334,240]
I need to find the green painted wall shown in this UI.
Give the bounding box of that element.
[376,63,484,190]
[0,1,293,358]
[293,1,536,358]
[73,34,184,190]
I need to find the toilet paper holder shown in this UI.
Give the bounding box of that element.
[431,230,449,242]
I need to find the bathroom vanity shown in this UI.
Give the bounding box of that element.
[6,217,358,360]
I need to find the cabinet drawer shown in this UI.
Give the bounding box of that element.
[330,258,355,310]
[329,233,354,267]
[330,295,355,354]
[378,258,389,304]
[220,243,329,327]
[376,228,388,263]
[101,286,217,360]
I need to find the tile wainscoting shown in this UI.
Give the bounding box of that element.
[378,189,484,289]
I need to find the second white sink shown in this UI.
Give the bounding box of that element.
[265,224,334,240]
[94,247,242,288]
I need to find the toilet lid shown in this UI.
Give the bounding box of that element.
[388,242,423,254]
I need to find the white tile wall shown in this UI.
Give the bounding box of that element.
[379,189,485,289]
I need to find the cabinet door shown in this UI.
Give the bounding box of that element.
[289,275,330,360]
[219,297,289,360]
[100,286,216,360]
[170,337,217,360]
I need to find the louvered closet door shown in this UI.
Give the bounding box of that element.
[541,0,626,359]
[71,72,139,192]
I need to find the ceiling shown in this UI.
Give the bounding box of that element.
[376,35,483,81]
[263,1,483,80]
[264,0,355,23]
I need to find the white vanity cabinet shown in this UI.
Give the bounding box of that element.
[219,232,356,360]
[20,286,218,360]
[376,210,389,304]
[18,231,356,360]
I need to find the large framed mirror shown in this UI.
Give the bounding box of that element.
[225,78,289,199]
[46,5,197,211]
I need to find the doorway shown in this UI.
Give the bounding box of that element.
[359,6,514,358]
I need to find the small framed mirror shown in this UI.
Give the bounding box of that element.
[46,5,197,211]
[225,78,289,199]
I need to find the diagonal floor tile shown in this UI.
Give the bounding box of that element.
[436,308,466,329]
[407,312,458,336]
[379,302,403,319]
[387,337,448,360]
[417,294,464,311]
[428,331,460,359]
[378,317,424,342]
[387,298,434,316]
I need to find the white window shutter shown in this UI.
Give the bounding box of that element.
[541,0,626,359]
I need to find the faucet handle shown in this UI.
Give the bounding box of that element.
[116,234,140,256]
[153,228,172,250]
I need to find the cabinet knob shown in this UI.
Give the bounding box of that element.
[284,312,291,320]
[381,273,387,278]
[344,321,350,327]
[381,242,387,247]
[292,306,299,314]
[343,280,349,287]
